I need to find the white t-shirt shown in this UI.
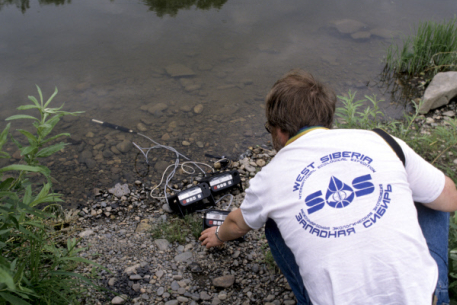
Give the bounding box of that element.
[241,129,444,305]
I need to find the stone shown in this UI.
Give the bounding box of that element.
[79,230,94,238]
[196,141,204,148]
[155,161,170,172]
[212,275,235,288]
[162,133,171,141]
[156,270,165,279]
[351,31,371,40]
[116,140,132,153]
[256,159,266,167]
[109,183,130,197]
[111,295,127,304]
[165,64,195,77]
[137,123,147,132]
[148,103,168,114]
[135,220,152,233]
[110,146,120,155]
[157,287,165,295]
[124,263,140,275]
[174,251,193,263]
[182,141,191,146]
[86,131,94,138]
[155,239,170,251]
[108,278,116,286]
[333,19,367,34]
[426,117,435,124]
[212,296,221,305]
[132,283,141,291]
[177,296,189,302]
[218,293,227,300]
[162,203,173,213]
[370,27,396,39]
[165,301,179,305]
[200,291,211,300]
[442,110,455,117]
[454,159,457,165]
[194,104,203,114]
[419,72,457,113]
[171,281,180,290]
[180,105,192,112]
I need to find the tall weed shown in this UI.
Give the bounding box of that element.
[0,86,101,304]
[386,17,457,77]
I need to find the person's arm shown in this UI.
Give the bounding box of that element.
[424,176,457,212]
[199,208,252,249]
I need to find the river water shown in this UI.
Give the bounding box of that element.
[0,0,456,207]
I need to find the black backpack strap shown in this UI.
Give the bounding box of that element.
[372,128,406,167]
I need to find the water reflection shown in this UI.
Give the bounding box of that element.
[0,0,71,13]
[142,0,227,17]
[0,0,227,16]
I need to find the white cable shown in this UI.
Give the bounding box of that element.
[132,133,217,202]
[215,194,234,210]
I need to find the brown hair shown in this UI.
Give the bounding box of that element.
[265,69,336,137]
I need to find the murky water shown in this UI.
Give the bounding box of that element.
[1,0,456,207]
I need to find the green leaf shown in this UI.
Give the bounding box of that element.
[0,164,50,176]
[27,95,40,107]
[0,292,31,305]
[17,226,38,241]
[0,123,10,151]
[29,195,63,207]
[17,130,37,146]
[0,151,10,159]
[5,115,39,121]
[36,85,43,107]
[20,145,36,157]
[44,87,58,108]
[23,185,32,205]
[13,263,25,284]
[41,133,70,145]
[17,105,40,111]
[0,178,14,190]
[36,143,66,158]
[0,191,19,201]
[0,228,12,235]
[0,268,15,291]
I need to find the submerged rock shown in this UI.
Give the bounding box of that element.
[165,64,195,78]
[332,19,367,34]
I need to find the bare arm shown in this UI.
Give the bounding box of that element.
[199,209,252,248]
[425,176,457,212]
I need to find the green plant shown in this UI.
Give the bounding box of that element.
[260,240,277,273]
[151,214,202,243]
[0,86,102,304]
[386,17,457,77]
[335,91,384,130]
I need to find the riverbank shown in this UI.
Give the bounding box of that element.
[65,99,456,305]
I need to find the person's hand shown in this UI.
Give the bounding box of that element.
[199,226,224,249]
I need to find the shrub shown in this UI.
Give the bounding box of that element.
[0,86,101,304]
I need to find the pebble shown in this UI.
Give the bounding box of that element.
[111,296,126,304]
[182,141,191,146]
[137,123,147,132]
[256,159,266,167]
[79,230,94,238]
[212,275,235,288]
[194,104,204,114]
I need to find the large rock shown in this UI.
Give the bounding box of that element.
[165,64,195,77]
[419,72,457,113]
[333,19,367,34]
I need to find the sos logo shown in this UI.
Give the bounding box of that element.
[304,174,374,214]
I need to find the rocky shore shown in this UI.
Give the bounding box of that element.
[69,146,298,305]
[62,98,456,305]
